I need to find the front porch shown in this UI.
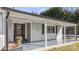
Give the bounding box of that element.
[7,20,77,51]
[22,39,76,51]
[5,9,77,51]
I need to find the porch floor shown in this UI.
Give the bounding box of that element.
[22,39,75,51]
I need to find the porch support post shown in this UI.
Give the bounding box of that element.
[75,25,77,40]
[55,25,57,40]
[5,17,8,51]
[44,22,47,47]
[30,22,32,42]
[64,26,66,43]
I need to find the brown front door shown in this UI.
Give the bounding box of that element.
[14,23,25,42]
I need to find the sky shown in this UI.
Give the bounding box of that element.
[15,7,50,14]
[15,7,77,14]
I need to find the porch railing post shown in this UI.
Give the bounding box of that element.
[75,25,77,40]
[64,26,66,43]
[44,22,47,47]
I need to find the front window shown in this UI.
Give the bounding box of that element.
[42,24,55,34]
[47,26,55,33]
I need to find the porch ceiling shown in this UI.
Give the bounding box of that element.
[8,9,77,27]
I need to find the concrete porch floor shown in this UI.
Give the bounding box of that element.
[22,39,75,51]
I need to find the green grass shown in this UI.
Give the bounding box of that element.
[48,43,79,51]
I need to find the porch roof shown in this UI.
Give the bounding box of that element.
[1,7,77,26]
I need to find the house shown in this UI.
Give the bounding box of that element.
[0,7,78,50]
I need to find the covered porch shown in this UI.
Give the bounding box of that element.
[7,10,77,50]
[2,8,77,51]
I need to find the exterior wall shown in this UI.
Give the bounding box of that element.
[8,19,14,42]
[31,23,57,42]
[8,22,57,42]
[8,19,60,43]
[24,23,57,42]
[0,9,6,49]
[0,13,4,49]
[31,23,42,42]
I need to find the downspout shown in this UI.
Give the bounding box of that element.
[5,10,10,51]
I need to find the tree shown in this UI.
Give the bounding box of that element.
[40,7,64,19]
[74,9,79,34]
[74,9,79,22]
[63,9,71,20]
[40,7,79,34]
[40,7,78,22]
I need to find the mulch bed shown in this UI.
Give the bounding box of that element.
[2,42,18,51]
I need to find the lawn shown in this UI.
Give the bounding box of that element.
[48,42,79,51]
